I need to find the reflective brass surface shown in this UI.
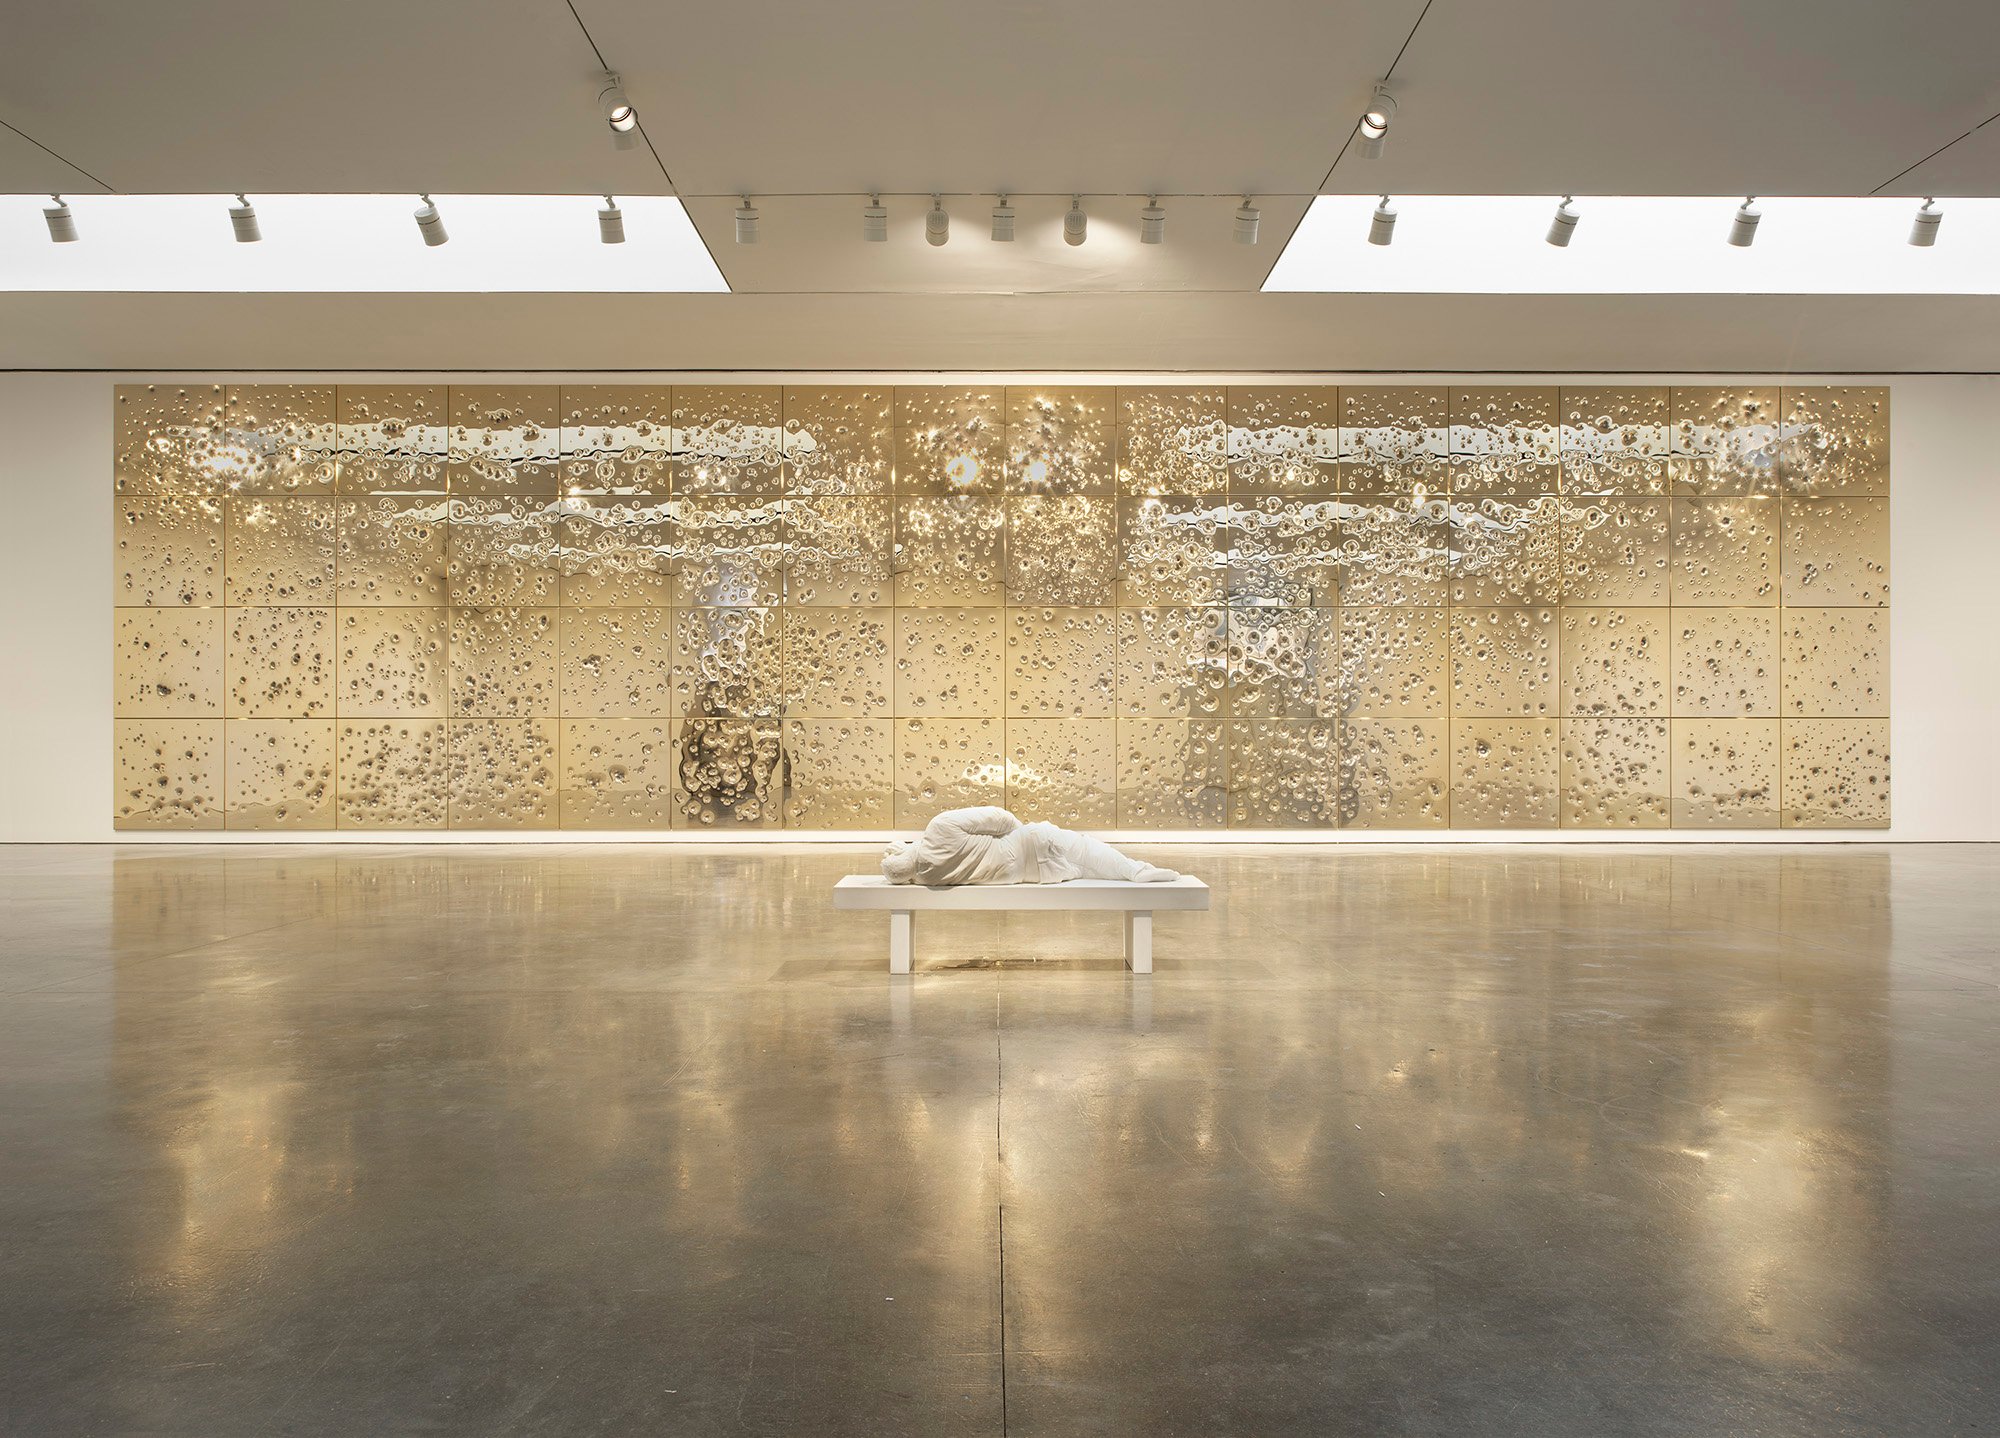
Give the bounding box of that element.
[113,608,223,717]
[110,385,1891,829]
[1561,717,1672,828]
[1559,385,1670,495]
[560,384,672,496]
[112,718,223,828]
[113,382,225,494]
[333,384,447,495]
[225,605,333,719]
[220,384,337,495]
[558,718,677,829]
[1007,717,1117,825]
[223,718,334,829]
[782,386,893,496]
[446,384,560,497]
[1225,386,1337,496]
[1674,717,1781,828]
[674,386,784,497]
[1450,718,1562,828]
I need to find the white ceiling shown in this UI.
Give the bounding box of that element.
[0,121,82,193]
[8,1,1999,286]
[1898,116,2000,195]
[682,194,1310,293]
[1327,0,2000,198]
[0,1,648,196]
[581,0,1421,198]
[4,0,2000,366]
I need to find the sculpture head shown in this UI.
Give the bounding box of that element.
[880,839,918,883]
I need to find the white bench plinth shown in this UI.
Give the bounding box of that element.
[833,875,1210,974]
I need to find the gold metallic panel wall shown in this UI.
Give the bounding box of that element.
[111,383,1890,830]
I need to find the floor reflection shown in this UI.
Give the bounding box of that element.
[0,844,1991,1434]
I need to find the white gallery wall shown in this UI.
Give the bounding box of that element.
[2,369,1995,843]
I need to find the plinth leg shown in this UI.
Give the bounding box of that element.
[889,910,914,975]
[1126,912,1153,974]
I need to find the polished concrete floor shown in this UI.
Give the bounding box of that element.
[2,843,1997,1436]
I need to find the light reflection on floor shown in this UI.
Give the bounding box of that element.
[1,843,1995,1436]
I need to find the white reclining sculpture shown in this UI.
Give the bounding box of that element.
[833,806,1209,974]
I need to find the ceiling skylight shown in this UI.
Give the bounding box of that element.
[1264,195,2000,294]
[0,194,727,292]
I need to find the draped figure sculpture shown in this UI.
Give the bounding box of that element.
[882,806,1181,887]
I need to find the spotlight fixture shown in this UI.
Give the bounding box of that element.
[414,194,448,247]
[862,194,888,242]
[1357,84,1397,160]
[1140,196,1165,245]
[1545,195,1577,247]
[1909,196,1942,247]
[229,193,261,243]
[1368,195,1397,246]
[1234,198,1261,245]
[1063,195,1088,246]
[735,197,760,244]
[598,195,625,245]
[598,73,638,150]
[1727,196,1761,247]
[990,195,1015,242]
[926,195,950,246]
[43,194,77,243]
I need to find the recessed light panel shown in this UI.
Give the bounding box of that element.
[1266,195,2000,294]
[0,194,728,291]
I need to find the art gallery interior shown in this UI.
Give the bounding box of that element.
[2,2,1998,1433]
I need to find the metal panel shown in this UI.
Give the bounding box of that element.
[1006,718,1116,825]
[108,382,1891,830]
[226,605,334,718]
[335,718,448,829]
[1115,719,1227,828]
[1005,387,1114,495]
[782,719,893,828]
[1225,387,1337,496]
[1006,608,1116,718]
[1226,719,1340,828]
[335,385,448,495]
[1561,718,1670,828]
[1782,718,1890,828]
[225,718,335,829]
[223,385,337,495]
[1671,497,1778,606]
[1782,498,1890,607]
[447,385,560,497]
[560,607,674,718]
[782,387,892,496]
[1672,718,1779,828]
[113,719,223,829]
[560,385,673,496]
[1450,608,1559,717]
[1559,386,1669,496]
[1671,609,1779,717]
[113,608,223,717]
[1122,387,1229,497]
[894,387,1003,494]
[1782,609,1889,717]
[1559,608,1669,716]
[1342,718,1448,828]
[1449,718,1561,828]
[1115,607,1228,719]
[893,717,1003,827]
[559,719,677,829]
